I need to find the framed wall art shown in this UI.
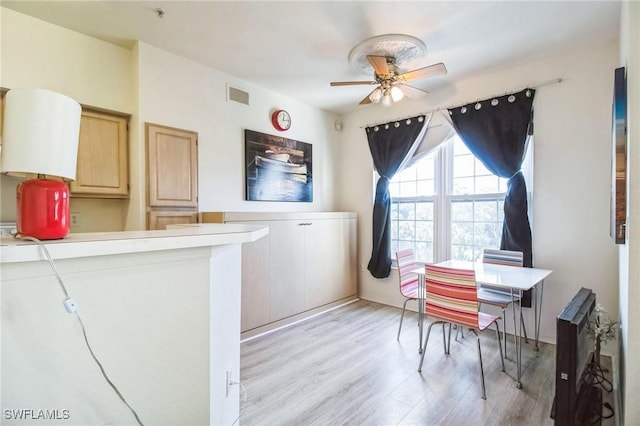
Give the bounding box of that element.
[244,129,312,202]
[611,66,627,244]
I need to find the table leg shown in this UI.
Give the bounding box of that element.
[418,273,425,354]
[516,288,523,389]
[534,280,544,351]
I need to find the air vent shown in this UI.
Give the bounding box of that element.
[228,85,249,105]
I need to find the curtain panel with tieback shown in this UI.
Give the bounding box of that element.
[366,114,431,278]
[448,88,535,305]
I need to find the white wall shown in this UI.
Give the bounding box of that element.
[337,40,620,346]
[133,42,340,229]
[0,7,134,227]
[618,1,640,423]
[0,9,342,231]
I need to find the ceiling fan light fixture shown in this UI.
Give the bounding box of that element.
[381,93,393,108]
[390,86,404,102]
[369,87,383,103]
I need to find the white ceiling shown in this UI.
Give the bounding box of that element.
[1,1,621,114]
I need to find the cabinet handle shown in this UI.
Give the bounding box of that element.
[298,222,312,226]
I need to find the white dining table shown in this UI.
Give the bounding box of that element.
[411,260,553,389]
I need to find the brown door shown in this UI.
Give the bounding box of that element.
[146,123,198,229]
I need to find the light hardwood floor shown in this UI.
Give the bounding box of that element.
[239,300,610,426]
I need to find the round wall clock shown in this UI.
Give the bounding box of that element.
[271,109,291,131]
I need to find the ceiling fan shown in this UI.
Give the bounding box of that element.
[330,55,447,107]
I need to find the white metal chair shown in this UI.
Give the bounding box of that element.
[477,248,528,357]
[395,249,420,340]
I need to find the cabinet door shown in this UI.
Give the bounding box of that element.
[148,210,198,230]
[238,222,271,332]
[146,123,198,208]
[70,110,129,197]
[269,220,306,322]
[304,218,357,309]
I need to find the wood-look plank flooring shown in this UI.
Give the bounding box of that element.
[239,300,612,426]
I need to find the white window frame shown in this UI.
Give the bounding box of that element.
[388,134,533,265]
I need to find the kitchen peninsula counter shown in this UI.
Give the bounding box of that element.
[0,223,268,263]
[0,223,268,426]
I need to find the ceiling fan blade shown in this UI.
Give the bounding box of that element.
[397,83,429,99]
[399,63,447,81]
[359,88,379,105]
[330,81,377,86]
[367,55,390,77]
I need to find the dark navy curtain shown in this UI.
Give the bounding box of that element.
[366,116,429,278]
[449,89,535,303]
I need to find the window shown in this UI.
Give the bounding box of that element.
[389,151,436,262]
[389,135,526,264]
[448,138,508,262]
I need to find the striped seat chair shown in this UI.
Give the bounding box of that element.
[477,248,528,357]
[395,249,420,340]
[417,264,505,399]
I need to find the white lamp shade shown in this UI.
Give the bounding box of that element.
[1,88,81,180]
[381,93,393,108]
[390,85,405,102]
[369,87,383,103]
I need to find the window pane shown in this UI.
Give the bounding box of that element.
[389,181,400,197]
[452,177,474,195]
[453,154,474,177]
[475,159,492,176]
[399,181,417,197]
[475,200,499,222]
[416,202,433,220]
[474,222,501,248]
[453,138,470,155]
[417,159,435,180]
[451,201,473,222]
[390,200,434,264]
[416,241,433,264]
[398,203,415,220]
[415,221,432,241]
[451,221,473,245]
[451,244,474,262]
[396,166,416,182]
[416,179,434,196]
[390,203,398,220]
[451,198,504,262]
[475,175,499,193]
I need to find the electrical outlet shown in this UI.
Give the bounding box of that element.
[71,213,80,227]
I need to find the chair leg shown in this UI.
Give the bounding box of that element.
[445,323,452,354]
[418,321,442,372]
[520,309,529,343]
[504,307,510,357]
[397,298,411,340]
[495,322,506,372]
[454,324,465,341]
[470,329,486,400]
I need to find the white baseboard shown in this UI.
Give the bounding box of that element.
[240,296,360,342]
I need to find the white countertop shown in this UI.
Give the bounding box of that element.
[0,223,269,263]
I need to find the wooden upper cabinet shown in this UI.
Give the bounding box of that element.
[70,109,129,198]
[146,123,198,208]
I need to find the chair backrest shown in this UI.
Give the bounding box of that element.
[425,264,479,329]
[396,249,419,297]
[482,249,523,267]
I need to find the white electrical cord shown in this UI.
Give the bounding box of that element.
[15,234,144,426]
